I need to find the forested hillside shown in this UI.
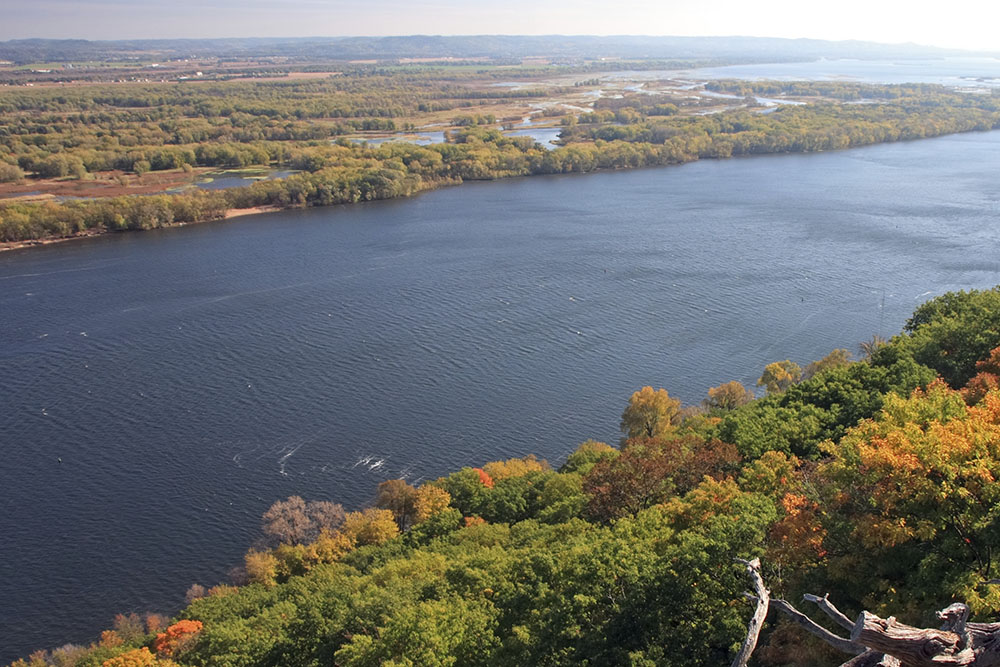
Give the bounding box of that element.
[12,288,1000,666]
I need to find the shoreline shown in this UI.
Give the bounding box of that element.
[2,126,997,255]
[0,206,282,253]
[223,205,282,219]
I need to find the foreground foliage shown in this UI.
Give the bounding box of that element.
[13,287,1000,666]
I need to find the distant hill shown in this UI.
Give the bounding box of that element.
[0,34,978,64]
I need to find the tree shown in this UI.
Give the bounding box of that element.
[374,479,418,530]
[758,360,802,394]
[620,386,682,439]
[583,435,740,522]
[244,549,279,586]
[787,382,1000,616]
[560,439,617,475]
[802,348,852,381]
[0,162,24,183]
[341,508,400,546]
[260,496,345,546]
[961,345,1000,404]
[483,454,549,481]
[153,620,203,657]
[903,287,1000,387]
[112,613,146,643]
[859,334,887,360]
[101,647,158,667]
[413,485,452,523]
[705,380,755,411]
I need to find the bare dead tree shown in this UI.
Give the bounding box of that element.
[734,561,1000,666]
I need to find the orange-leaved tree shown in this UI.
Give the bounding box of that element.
[808,381,1000,615]
[153,620,203,658]
[962,345,1000,404]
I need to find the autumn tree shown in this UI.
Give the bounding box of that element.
[413,485,452,523]
[153,620,203,658]
[704,380,755,411]
[583,435,740,522]
[374,479,418,530]
[101,648,158,667]
[560,439,617,475]
[757,360,802,394]
[341,508,400,547]
[802,348,852,381]
[482,454,549,481]
[112,613,146,643]
[260,495,345,546]
[804,382,1000,613]
[620,386,682,439]
[244,549,280,586]
[184,583,207,604]
[961,345,1000,404]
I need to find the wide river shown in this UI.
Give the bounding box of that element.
[3,130,1000,660]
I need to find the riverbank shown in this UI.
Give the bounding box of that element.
[0,206,282,252]
[224,205,281,219]
[3,113,999,254]
[0,228,106,252]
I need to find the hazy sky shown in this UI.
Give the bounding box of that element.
[2,0,998,51]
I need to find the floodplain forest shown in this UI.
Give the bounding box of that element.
[2,63,999,245]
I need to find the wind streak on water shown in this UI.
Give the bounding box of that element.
[3,132,1000,663]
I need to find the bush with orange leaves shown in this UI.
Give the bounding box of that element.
[962,345,1000,404]
[767,492,827,572]
[152,619,203,657]
[473,467,494,488]
[100,630,124,648]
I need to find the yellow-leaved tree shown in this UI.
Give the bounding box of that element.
[620,386,682,439]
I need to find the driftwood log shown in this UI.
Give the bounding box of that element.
[733,560,1000,666]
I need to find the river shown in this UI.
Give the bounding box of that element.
[2,130,1000,661]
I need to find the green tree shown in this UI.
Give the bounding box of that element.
[0,162,24,183]
[902,287,1000,387]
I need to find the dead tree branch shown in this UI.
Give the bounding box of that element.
[771,598,867,655]
[731,558,770,667]
[803,592,856,633]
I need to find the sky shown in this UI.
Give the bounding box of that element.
[2,0,998,52]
